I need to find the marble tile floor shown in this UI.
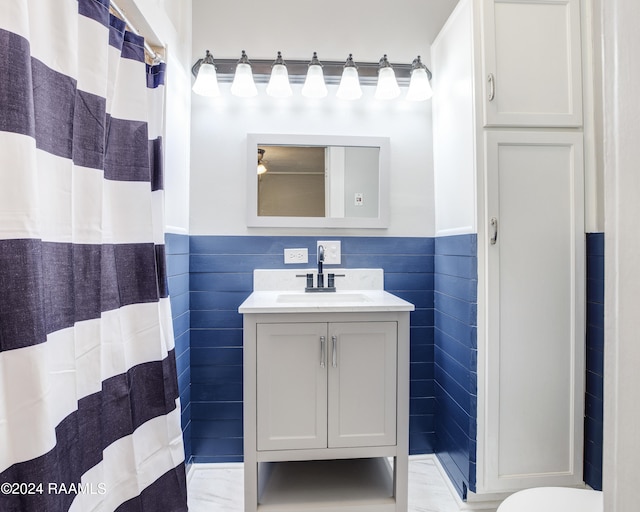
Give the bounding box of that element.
[187,455,461,512]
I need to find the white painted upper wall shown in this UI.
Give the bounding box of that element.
[189,0,458,237]
[432,0,477,236]
[125,0,603,236]
[190,84,434,236]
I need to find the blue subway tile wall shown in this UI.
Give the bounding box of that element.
[166,233,192,462]
[433,234,478,499]
[172,231,600,491]
[584,233,604,490]
[188,235,435,462]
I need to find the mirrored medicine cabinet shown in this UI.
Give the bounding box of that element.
[247,134,390,228]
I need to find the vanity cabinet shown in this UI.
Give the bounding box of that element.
[240,306,411,512]
[433,0,587,499]
[257,321,397,452]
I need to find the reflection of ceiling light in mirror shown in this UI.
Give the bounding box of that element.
[336,54,362,101]
[406,55,433,101]
[266,52,293,98]
[301,52,328,99]
[192,50,220,97]
[231,50,257,97]
[257,149,267,174]
[375,54,400,100]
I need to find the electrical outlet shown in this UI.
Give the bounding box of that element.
[317,241,341,265]
[354,192,364,206]
[284,248,308,264]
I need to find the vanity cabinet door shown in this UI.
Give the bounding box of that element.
[256,323,328,451]
[327,322,397,448]
[256,321,398,452]
[481,0,583,127]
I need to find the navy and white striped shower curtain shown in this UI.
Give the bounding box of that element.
[0,1,187,511]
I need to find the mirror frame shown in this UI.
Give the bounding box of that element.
[247,133,390,228]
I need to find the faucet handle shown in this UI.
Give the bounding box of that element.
[327,273,345,289]
[297,273,314,289]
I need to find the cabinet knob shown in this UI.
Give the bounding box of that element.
[488,73,496,102]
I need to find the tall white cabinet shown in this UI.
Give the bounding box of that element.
[432,0,586,497]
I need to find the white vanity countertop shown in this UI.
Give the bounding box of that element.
[238,268,415,314]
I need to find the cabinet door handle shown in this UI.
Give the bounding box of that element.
[320,336,326,368]
[332,335,337,368]
[488,73,496,101]
[490,217,498,245]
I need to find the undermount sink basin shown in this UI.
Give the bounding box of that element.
[276,292,372,304]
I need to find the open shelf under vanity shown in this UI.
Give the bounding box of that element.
[257,457,396,512]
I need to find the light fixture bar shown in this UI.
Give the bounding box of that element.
[192,58,428,86]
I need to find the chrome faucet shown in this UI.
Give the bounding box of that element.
[317,244,325,288]
[297,244,343,292]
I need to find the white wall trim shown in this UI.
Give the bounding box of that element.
[165,225,189,235]
[602,0,640,510]
[434,226,476,237]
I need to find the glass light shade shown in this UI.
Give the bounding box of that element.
[231,63,257,97]
[257,163,267,175]
[406,68,433,101]
[192,62,220,97]
[375,67,400,100]
[336,67,362,100]
[301,65,328,98]
[266,64,292,98]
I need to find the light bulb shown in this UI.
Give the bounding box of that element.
[302,52,328,99]
[336,54,362,101]
[375,55,400,100]
[266,52,292,98]
[406,56,433,101]
[231,51,257,98]
[192,60,220,97]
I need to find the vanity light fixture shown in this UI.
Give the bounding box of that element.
[374,54,400,100]
[230,50,258,97]
[406,55,433,101]
[301,52,328,99]
[192,50,220,97]
[191,51,433,101]
[266,51,293,98]
[336,54,363,101]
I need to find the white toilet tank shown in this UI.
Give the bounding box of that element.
[497,487,603,512]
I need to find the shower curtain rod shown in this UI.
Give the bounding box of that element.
[110,1,163,64]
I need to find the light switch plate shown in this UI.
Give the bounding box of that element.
[284,248,308,264]
[317,241,341,265]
